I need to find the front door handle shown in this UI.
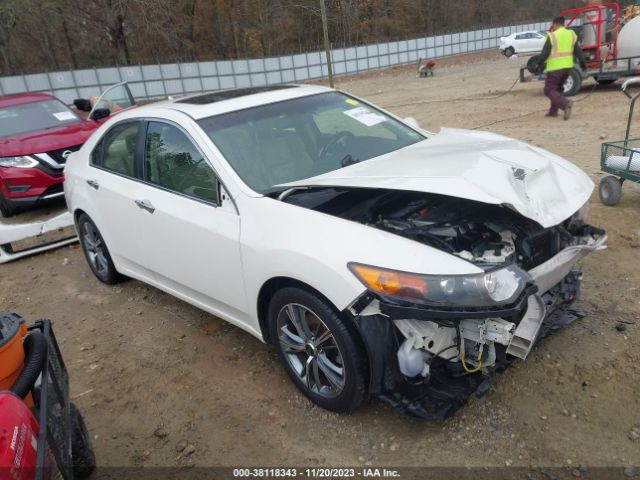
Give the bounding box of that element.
[86,179,99,190]
[134,199,155,214]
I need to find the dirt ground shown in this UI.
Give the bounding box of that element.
[2,51,640,474]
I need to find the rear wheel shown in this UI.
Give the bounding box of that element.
[268,287,367,413]
[599,175,622,206]
[77,213,123,284]
[563,68,582,96]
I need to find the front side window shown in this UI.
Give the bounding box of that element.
[198,92,424,193]
[144,122,219,204]
[0,99,80,137]
[92,122,139,177]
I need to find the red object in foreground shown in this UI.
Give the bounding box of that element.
[0,392,40,480]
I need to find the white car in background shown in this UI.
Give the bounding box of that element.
[64,85,605,420]
[499,30,547,57]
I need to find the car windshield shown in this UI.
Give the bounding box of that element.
[0,98,80,137]
[197,91,425,193]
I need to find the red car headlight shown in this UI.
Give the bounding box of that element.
[0,156,39,168]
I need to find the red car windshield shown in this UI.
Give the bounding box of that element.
[0,99,80,137]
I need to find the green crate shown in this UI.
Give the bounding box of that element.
[600,138,640,182]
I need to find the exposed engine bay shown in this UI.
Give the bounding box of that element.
[282,187,606,419]
[283,187,598,270]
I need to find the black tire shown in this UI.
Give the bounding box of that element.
[504,47,515,58]
[0,193,16,218]
[596,78,616,86]
[77,213,123,284]
[527,55,544,75]
[563,68,582,96]
[69,402,96,478]
[268,287,367,413]
[599,175,622,206]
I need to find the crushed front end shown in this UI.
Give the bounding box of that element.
[337,190,606,420]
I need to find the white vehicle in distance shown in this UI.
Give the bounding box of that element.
[499,30,547,57]
[64,85,605,419]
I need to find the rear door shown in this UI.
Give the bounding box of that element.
[86,120,150,271]
[129,119,247,319]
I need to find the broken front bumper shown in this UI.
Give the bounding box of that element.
[0,210,77,264]
[350,234,606,420]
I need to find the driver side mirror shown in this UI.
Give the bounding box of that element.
[403,117,420,129]
[90,108,111,121]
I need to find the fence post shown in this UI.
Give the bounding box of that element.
[45,70,54,96]
[195,61,204,92]
[70,68,80,101]
[159,63,167,97]
[139,64,149,99]
[230,59,237,88]
[277,55,283,84]
[178,61,187,95]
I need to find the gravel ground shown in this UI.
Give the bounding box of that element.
[1,51,639,476]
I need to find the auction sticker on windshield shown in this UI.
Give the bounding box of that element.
[344,106,386,126]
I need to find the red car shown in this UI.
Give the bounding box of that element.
[0,83,134,217]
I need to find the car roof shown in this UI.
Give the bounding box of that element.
[135,84,334,120]
[0,92,56,108]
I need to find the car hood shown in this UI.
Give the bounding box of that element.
[281,128,593,228]
[0,120,97,157]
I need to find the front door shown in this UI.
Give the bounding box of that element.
[131,120,247,322]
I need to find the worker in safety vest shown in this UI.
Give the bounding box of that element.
[535,16,587,120]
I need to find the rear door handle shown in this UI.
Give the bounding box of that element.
[86,179,99,190]
[134,199,155,214]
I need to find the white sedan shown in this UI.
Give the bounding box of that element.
[499,30,547,57]
[64,85,605,419]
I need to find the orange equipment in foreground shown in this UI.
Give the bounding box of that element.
[0,314,28,392]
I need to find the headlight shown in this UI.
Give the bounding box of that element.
[0,156,39,168]
[348,262,530,307]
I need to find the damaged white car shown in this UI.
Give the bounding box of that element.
[64,85,605,419]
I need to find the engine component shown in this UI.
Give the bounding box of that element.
[397,336,430,377]
[394,316,517,372]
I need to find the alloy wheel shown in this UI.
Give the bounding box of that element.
[81,222,109,275]
[276,303,346,398]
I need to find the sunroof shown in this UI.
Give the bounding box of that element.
[177,85,299,105]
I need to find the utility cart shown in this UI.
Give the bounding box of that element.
[599,77,640,205]
[520,2,640,96]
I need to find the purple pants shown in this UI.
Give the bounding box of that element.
[544,69,571,115]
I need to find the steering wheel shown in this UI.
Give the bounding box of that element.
[318,131,355,160]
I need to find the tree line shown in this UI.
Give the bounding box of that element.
[0,0,581,75]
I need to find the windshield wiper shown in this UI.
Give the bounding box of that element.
[277,186,310,201]
[340,154,360,167]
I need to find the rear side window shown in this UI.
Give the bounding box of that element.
[143,121,219,204]
[91,122,139,177]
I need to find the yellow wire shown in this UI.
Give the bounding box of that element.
[459,342,483,373]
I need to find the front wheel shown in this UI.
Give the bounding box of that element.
[563,68,582,96]
[268,287,367,413]
[504,47,515,58]
[77,213,123,284]
[0,193,16,218]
